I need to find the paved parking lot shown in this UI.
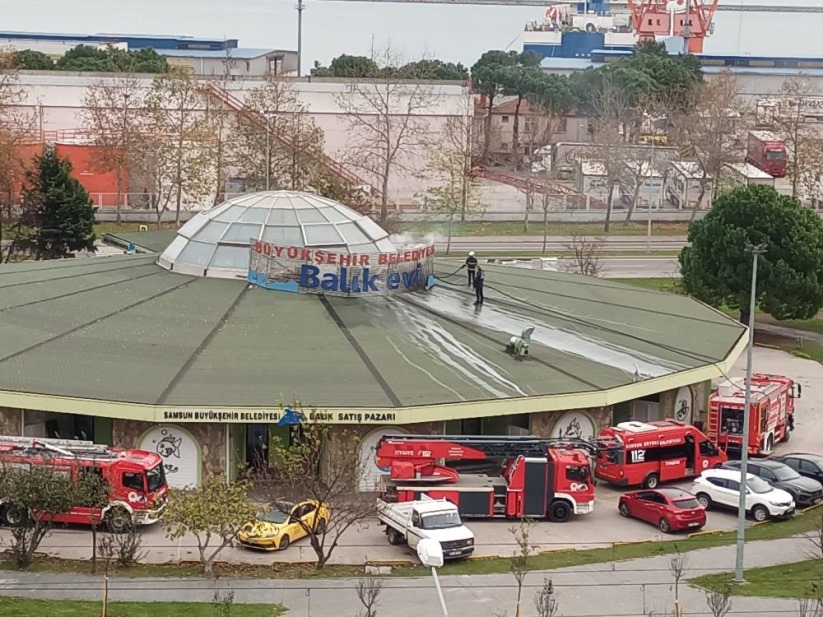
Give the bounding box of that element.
[1,345,819,566]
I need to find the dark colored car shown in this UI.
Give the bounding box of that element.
[723,460,823,508]
[618,487,706,533]
[772,454,823,486]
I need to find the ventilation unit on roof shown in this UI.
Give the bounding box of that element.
[716,378,745,397]
[615,421,657,433]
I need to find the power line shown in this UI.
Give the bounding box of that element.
[312,0,823,12]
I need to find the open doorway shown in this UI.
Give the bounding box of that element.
[245,424,270,469]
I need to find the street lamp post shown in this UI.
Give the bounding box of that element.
[733,242,767,584]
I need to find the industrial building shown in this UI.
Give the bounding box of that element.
[0,31,297,76]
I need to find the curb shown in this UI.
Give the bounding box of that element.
[687,529,723,539]
[613,540,651,547]
[537,547,574,556]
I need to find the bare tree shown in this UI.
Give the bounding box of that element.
[804,512,823,560]
[533,577,560,617]
[669,549,688,617]
[255,418,375,569]
[563,234,604,277]
[771,76,820,198]
[620,148,657,225]
[231,75,326,192]
[797,596,823,617]
[671,72,748,220]
[0,50,36,263]
[418,91,484,253]
[797,136,823,208]
[509,519,537,617]
[705,585,733,617]
[81,75,143,222]
[338,45,439,225]
[136,68,216,223]
[356,577,383,617]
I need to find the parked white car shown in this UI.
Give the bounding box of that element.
[691,469,795,522]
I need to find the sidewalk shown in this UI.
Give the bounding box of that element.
[0,536,809,617]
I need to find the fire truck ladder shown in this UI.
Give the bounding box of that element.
[380,434,598,458]
[0,436,118,460]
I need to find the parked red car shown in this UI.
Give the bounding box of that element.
[618,488,706,533]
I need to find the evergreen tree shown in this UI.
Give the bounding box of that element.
[20,143,96,259]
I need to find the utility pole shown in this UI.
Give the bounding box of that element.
[733,242,768,584]
[296,0,305,77]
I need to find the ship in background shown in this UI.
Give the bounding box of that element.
[523,0,823,62]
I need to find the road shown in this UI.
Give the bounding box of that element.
[594,257,680,278]
[0,536,809,617]
[440,235,688,254]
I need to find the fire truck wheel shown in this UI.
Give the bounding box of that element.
[387,528,405,545]
[2,505,27,526]
[548,501,571,522]
[658,518,671,534]
[643,473,660,489]
[751,505,769,522]
[766,435,775,452]
[696,493,712,510]
[105,507,132,534]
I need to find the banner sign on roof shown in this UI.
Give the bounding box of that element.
[247,240,436,296]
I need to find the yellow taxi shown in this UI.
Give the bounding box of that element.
[237,499,330,551]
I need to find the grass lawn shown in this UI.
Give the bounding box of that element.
[404,221,689,237]
[617,277,683,293]
[0,598,284,617]
[3,509,821,579]
[691,559,823,600]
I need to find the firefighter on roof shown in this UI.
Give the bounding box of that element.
[474,266,485,306]
[461,251,478,287]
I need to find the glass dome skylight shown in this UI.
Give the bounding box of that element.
[157,191,396,279]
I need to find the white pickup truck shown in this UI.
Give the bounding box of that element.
[376,496,475,560]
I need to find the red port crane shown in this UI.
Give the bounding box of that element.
[627,0,720,53]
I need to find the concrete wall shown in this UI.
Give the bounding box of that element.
[12,72,470,206]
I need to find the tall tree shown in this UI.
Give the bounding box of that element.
[81,76,143,222]
[56,44,168,73]
[311,54,380,78]
[772,76,819,198]
[136,69,216,222]
[232,75,325,192]
[472,50,541,164]
[502,65,544,164]
[18,143,96,260]
[398,59,469,80]
[12,49,54,71]
[672,72,748,220]
[337,46,439,225]
[418,92,484,252]
[680,185,823,324]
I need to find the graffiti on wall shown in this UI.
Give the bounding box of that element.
[138,425,200,488]
[551,411,596,441]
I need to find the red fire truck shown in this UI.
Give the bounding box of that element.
[376,434,595,522]
[707,374,800,457]
[595,420,726,489]
[0,436,169,532]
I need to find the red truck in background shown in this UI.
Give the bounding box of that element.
[746,131,787,177]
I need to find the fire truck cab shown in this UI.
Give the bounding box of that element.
[376,434,595,522]
[708,373,800,457]
[595,420,726,489]
[0,436,169,532]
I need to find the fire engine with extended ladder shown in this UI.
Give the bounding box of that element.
[0,436,169,532]
[376,434,596,522]
[708,374,800,457]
